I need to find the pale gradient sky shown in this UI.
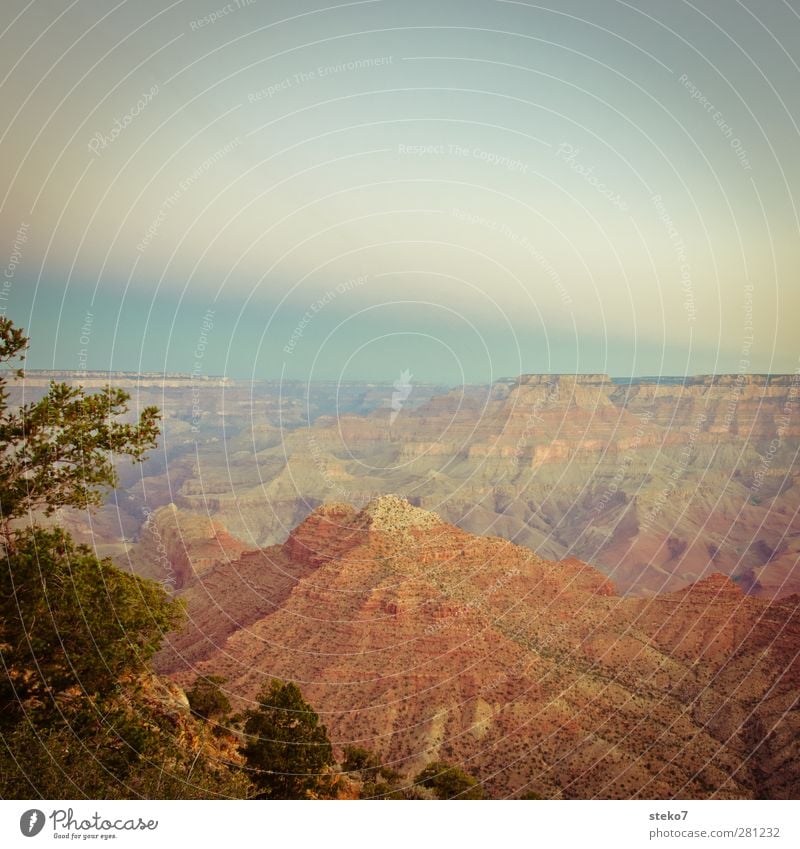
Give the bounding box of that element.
[2,0,798,381]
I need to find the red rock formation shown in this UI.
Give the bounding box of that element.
[158,497,800,800]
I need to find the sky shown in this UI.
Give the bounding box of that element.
[1,0,799,382]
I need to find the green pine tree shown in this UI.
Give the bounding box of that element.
[0,318,249,799]
[242,679,335,799]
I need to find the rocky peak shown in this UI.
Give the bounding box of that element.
[282,496,443,568]
[353,494,443,532]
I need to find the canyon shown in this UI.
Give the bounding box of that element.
[13,370,798,596]
[104,371,799,598]
[12,369,799,798]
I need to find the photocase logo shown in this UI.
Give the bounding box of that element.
[390,369,413,424]
[13,807,160,839]
[19,809,45,837]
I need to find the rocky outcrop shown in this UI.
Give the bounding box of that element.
[283,503,361,567]
[354,494,444,532]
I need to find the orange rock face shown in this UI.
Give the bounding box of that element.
[156,497,800,800]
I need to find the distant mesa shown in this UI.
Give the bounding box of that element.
[514,372,612,385]
[614,373,794,387]
[19,368,229,380]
